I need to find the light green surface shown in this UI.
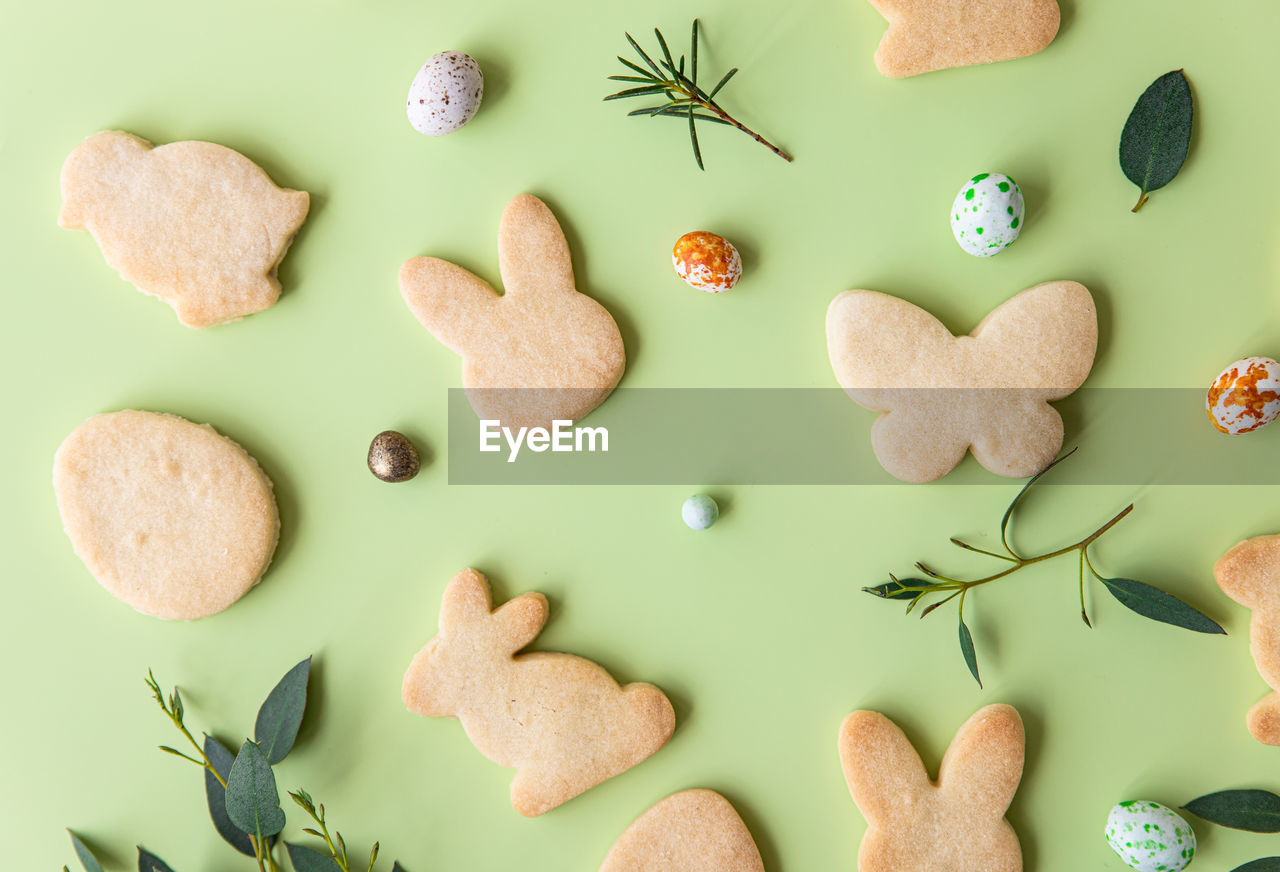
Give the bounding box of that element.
[4,0,1280,869]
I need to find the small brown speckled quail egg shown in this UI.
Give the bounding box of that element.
[406,51,484,136]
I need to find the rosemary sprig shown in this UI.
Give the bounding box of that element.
[605,19,792,169]
[864,449,1225,687]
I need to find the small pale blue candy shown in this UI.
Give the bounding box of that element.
[1104,801,1196,872]
[681,494,719,531]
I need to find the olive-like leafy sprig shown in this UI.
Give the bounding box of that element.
[864,449,1225,687]
[605,20,792,169]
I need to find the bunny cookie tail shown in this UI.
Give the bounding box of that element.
[1248,693,1280,745]
[624,683,677,758]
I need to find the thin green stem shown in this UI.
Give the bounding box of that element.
[950,537,1019,562]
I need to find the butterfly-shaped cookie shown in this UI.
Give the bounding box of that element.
[840,705,1025,872]
[866,0,1061,78]
[826,281,1096,483]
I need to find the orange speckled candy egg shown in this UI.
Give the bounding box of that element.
[672,231,741,293]
[1207,356,1280,435]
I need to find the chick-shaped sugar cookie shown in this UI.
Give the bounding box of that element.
[600,789,766,872]
[866,0,1060,78]
[826,281,1096,483]
[59,131,309,328]
[399,194,625,430]
[1215,534,1280,745]
[840,704,1024,872]
[402,569,674,817]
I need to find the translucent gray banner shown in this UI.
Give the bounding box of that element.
[445,388,1277,485]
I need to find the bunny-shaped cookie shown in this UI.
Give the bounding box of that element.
[59,130,309,328]
[866,0,1060,78]
[1215,534,1280,745]
[826,281,1096,483]
[399,194,625,431]
[839,704,1024,872]
[402,569,675,817]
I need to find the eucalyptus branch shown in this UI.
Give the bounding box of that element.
[291,790,372,872]
[605,19,792,169]
[863,449,1224,686]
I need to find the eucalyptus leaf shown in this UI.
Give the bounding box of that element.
[959,619,981,687]
[393,863,409,872]
[255,656,311,764]
[1119,69,1193,212]
[1232,859,1280,872]
[137,847,176,872]
[225,741,286,838]
[865,577,936,600]
[1098,577,1225,634]
[68,831,104,872]
[204,735,258,856]
[1185,789,1280,832]
[1000,448,1076,557]
[286,843,343,872]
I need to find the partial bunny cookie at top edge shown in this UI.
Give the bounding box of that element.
[59,131,309,328]
[826,281,1096,483]
[1215,534,1280,745]
[839,704,1025,872]
[866,0,1061,78]
[402,569,674,817]
[399,194,625,431]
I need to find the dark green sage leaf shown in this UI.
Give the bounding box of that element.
[255,656,311,764]
[864,577,936,600]
[1232,860,1280,872]
[393,863,408,872]
[959,619,981,687]
[204,735,258,856]
[1120,70,1193,212]
[1099,577,1225,634]
[286,844,343,872]
[137,847,176,872]
[225,741,286,838]
[1185,789,1280,832]
[68,831,104,872]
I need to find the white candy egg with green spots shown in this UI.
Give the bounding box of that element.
[951,172,1024,257]
[1104,801,1196,872]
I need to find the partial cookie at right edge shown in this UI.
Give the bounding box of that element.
[866,0,1060,78]
[1214,534,1280,745]
[600,789,765,872]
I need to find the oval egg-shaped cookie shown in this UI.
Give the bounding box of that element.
[53,410,279,620]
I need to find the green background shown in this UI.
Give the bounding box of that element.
[4,0,1280,868]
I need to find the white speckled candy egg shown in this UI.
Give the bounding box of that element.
[950,172,1024,257]
[406,51,483,136]
[1104,801,1196,872]
[1207,356,1280,435]
[681,494,719,530]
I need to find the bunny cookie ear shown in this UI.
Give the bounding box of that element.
[497,194,576,297]
[839,710,932,821]
[438,569,496,632]
[399,257,499,354]
[937,704,1025,816]
[491,592,550,653]
[1215,534,1280,608]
